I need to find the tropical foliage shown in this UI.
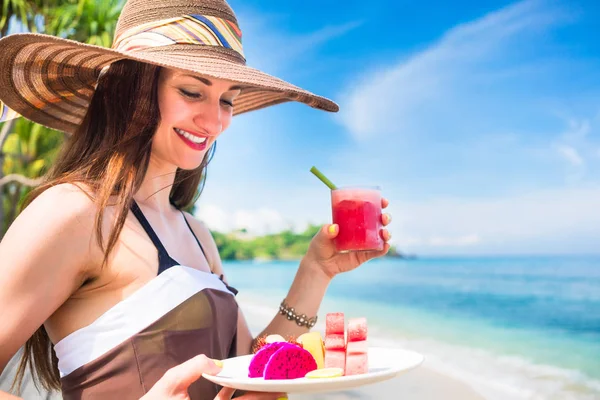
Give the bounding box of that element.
[212,224,404,261]
[0,0,125,238]
[1,120,63,234]
[213,225,322,261]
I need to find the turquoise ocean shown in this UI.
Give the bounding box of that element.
[224,256,600,400]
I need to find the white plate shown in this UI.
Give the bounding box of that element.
[202,347,424,394]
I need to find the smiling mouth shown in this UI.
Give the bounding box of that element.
[174,128,208,144]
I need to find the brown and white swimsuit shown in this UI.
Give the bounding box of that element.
[55,201,239,400]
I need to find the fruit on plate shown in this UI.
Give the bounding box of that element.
[305,367,344,379]
[263,345,318,380]
[248,342,289,378]
[296,331,325,369]
[345,317,368,375]
[324,312,346,373]
[247,312,369,379]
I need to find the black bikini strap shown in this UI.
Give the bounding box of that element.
[179,211,239,295]
[130,201,178,273]
[180,211,209,261]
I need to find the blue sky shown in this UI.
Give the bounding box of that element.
[192,0,600,256]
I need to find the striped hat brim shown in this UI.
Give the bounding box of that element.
[0,33,339,134]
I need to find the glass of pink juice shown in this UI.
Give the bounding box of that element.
[331,186,384,252]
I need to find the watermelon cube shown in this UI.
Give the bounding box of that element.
[346,339,368,354]
[324,349,346,372]
[345,352,368,376]
[347,317,367,342]
[326,312,345,335]
[324,333,345,350]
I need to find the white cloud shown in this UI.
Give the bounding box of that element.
[556,145,584,167]
[336,0,568,140]
[552,117,599,182]
[398,234,481,248]
[196,204,303,236]
[389,186,600,255]
[429,234,481,247]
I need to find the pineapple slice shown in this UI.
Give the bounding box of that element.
[296,331,325,369]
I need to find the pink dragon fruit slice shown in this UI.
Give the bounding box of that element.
[263,344,317,380]
[248,342,288,378]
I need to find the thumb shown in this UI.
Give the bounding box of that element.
[167,355,223,393]
[214,386,236,400]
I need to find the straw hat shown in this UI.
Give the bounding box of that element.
[0,0,339,134]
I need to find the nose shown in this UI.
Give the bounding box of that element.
[193,99,223,137]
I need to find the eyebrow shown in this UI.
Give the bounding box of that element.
[182,74,244,91]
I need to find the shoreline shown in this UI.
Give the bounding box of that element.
[237,290,600,400]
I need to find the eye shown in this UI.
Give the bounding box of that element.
[179,88,201,99]
[221,98,234,108]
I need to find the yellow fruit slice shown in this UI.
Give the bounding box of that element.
[305,368,344,379]
[297,332,325,369]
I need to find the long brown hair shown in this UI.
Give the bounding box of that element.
[12,59,216,393]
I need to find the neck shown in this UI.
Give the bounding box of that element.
[134,156,177,213]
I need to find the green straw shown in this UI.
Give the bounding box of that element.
[310,166,337,190]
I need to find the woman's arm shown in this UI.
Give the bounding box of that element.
[0,184,99,396]
[187,199,391,356]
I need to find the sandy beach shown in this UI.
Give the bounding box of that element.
[289,368,485,400]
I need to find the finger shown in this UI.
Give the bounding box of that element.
[215,386,236,400]
[381,213,392,226]
[168,354,223,392]
[380,228,391,242]
[381,197,389,209]
[324,223,339,238]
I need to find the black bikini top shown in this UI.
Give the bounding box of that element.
[129,200,238,295]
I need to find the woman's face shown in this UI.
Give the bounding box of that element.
[152,68,242,170]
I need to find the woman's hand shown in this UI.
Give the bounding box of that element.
[305,197,392,279]
[140,354,287,400]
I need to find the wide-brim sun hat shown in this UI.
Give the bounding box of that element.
[0,0,339,134]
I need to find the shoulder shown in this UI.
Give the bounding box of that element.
[0,183,101,290]
[14,183,108,268]
[21,183,98,234]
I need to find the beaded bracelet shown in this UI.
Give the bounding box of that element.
[279,299,317,328]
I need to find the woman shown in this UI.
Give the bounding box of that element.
[0,0,392,399]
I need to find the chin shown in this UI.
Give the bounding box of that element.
[176,159,205,171]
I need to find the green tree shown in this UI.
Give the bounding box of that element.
[0,0,124,238]
[0,0,57,36]
[1,120,63,234]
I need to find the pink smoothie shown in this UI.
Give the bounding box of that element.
[331,187,383,252]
